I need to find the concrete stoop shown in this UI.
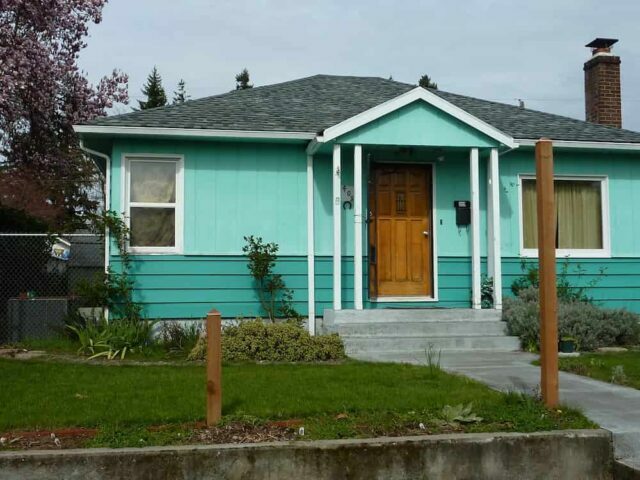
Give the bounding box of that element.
[323,308,520,357]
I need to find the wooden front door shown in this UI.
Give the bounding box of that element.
[369,164,433,298]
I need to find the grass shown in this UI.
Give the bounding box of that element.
[557,350,640,389]
[0,357,594,448]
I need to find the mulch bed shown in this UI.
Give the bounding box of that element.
[0,427,98,450]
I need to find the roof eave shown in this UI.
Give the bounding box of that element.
[73,125,316,141]
[515,139,640,151]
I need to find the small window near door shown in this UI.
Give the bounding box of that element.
[521,176,609,257]
[125,156,183,253]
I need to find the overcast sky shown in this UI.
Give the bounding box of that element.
[79,0,640,131]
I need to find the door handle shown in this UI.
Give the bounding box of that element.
[422,231,430,237]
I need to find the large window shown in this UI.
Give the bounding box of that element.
[125,156,183,253]
[520,176,609,257]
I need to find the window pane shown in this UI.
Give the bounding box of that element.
[130,207,175,247]
[521,179,603,250]
[522,180,538,248]
[556,180,602,249]
[130,161,176,203]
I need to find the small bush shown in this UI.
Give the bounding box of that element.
[188,319,346,362]
[504,288,640,352]
[68,317,155,360]
[159,321,202,355]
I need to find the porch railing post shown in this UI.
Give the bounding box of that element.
[488,148,502,309]
[354,145,363,310]
[332,144,342,310]
[306,154,316,333]
[470,148,481,309]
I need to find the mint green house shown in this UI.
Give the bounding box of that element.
[75,45,640,333]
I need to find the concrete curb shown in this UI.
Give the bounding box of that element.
[0,429,613,480]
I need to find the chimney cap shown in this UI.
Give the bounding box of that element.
[586,38,618,49]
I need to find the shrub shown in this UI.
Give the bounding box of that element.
[188,319,346,362]
[68,317,155,360]
[503,287,640,351]
[242,236,299,322]
[159,321,202,355]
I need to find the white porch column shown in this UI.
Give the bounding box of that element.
[487,148,503,310]
[332,144,342,310]
[470,148,481,309]
[306,154,316,334]
[353,145,363,310]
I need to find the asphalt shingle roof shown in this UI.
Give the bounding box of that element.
[87,74,640,144]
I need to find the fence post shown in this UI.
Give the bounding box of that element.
[535,138,559,408]
[206,309,222,426]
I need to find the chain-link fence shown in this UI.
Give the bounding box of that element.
[0,233,103,344]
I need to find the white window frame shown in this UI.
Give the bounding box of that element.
[122,154,184,254]
[518,174,610,258]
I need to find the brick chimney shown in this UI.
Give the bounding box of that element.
[584,38,622,128]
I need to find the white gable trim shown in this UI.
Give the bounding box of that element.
[315,87,517,149]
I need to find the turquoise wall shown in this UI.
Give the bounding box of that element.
[499,148,640,257]
[108,136,640,319]
[338,101,498,148]
[111,139,309,255]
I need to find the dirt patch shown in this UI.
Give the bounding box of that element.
[188,422,297,444]
[0,427,98,450]
[0,349,46,360]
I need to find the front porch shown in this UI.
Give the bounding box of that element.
[304,89,516,329]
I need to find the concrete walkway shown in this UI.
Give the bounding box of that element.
[354,350,640,468]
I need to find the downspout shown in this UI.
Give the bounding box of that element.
[79,139,111,321]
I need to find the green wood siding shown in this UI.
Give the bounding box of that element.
[338,101,497,148]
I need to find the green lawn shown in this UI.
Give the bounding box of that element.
[558,351,640,389]
[0,358,593,448]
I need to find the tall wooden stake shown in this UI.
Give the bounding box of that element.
[206,309,222,426]
[535,139,559,408]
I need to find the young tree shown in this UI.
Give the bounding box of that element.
[138,66,167,109]
[0,0,128,230]
[173,79,190,104]
[235,68,253,90]
[418,74,438,90]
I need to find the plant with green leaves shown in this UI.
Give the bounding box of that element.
[439,403,482,426]
[481,275,494,308]
[242,235,298,322]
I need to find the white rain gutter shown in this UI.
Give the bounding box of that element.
[79,140,111,320]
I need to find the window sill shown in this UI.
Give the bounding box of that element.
[128,247,183,255]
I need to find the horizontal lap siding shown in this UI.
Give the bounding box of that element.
[502,258,640,312]
[111,256,480,319]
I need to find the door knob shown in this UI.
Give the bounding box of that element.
[423,231,430,236]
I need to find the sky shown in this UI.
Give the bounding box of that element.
[79,0,640,131]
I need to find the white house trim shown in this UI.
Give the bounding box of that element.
[470,148,481,309]
[315,87,517,149]
[332,144,342,310]
[122,153,185,255]
[353,145,364,310]
[487,148,502,309]
[306,154,316,334]
[74,125,315,141]
[517,174,611,258]
[515,139,640,151]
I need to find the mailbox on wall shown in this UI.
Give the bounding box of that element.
[454,200,471,227]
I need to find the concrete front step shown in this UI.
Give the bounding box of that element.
[325,308,502,324]
[342,334,521,354]
[335,320,507,337]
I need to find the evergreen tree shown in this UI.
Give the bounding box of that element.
[173,79,189,104]
[235,68,253,90]
[418,74,438,90]
[138,66,167,109]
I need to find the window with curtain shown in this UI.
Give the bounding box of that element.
[127,158,181,250]
[522,177,604,251]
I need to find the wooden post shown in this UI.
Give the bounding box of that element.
[535,139,559,408]
[206,309,222,426]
